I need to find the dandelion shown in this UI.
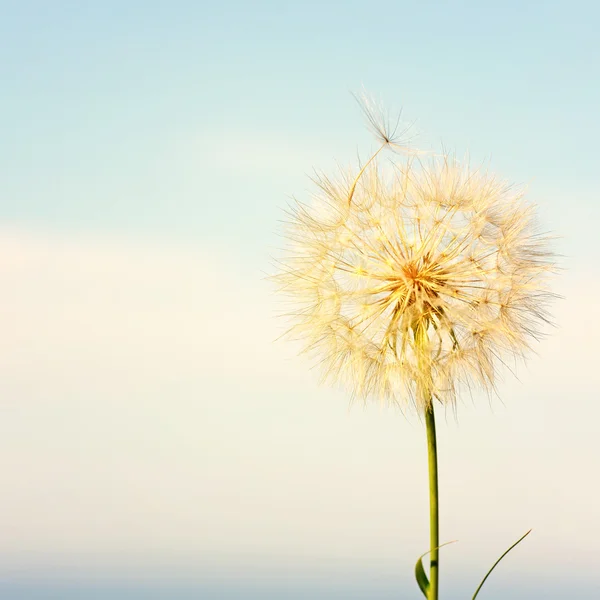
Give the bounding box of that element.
[275,157,554,411]
[272,97,556,600]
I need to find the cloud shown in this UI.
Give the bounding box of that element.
[0,226,597,585]
[0,226,289,388]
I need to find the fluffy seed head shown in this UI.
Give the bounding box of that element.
[273,114,556,413]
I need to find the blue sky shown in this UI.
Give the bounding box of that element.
[1,1,599,599]
[3,0,599,251]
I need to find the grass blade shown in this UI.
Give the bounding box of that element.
[472,529,532,599]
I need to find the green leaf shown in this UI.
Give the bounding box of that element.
[472,529,532,599]
[415,554,430,597]
[414,540,457,597]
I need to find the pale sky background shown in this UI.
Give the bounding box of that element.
[1,1,599,598]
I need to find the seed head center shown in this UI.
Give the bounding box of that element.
[395,259,441,312]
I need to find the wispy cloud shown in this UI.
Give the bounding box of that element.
[0,227,597,585]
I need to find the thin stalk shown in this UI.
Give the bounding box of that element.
[425,401,439,600]
[471,529,532,599]
[414,320,439,600]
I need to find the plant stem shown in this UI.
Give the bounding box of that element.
[425,400,439,600]
[413,320,439,600]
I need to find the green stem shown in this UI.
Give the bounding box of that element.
[425,401,439,600]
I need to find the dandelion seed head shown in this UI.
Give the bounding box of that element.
[273,116,556,414]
